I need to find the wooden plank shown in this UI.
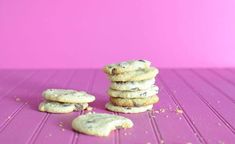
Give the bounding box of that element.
[175,69,235,132]
[159,69,235,143]
[0,70,55,131]
[0,70,37,125]
[0,70,15,79]
[148,77,201,144]
[192,69,235,103]
[0,70,75,144]
[0,70,35,99]
[0,70,17,93]
[209,69,235,89]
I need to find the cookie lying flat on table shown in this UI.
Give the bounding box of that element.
[105,102,153,113]
[72,113,133,136]
[43,89,95,104]
[108,67,159,82]
[103,60,151,75]
[110,78,155,91]
[39,101,88,113]
[110,96,159,107]
[108,85,159,98]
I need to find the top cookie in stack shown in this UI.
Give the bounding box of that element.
[103,60,160,113]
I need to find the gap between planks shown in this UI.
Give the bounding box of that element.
[159,76,208,144]
[0,71,37,101]
[173,70,235,134]
[190,70,235,104]
[208,69,235,88]
[0,71,57,133]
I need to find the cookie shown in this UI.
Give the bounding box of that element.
[110,95,159,107]
[105,102,153,113]
[110,78,155,91]
[108,67,159,82]
[43,89,95,104]
[38,101,88,113]
[103,60,151,75]
[72,113,133,136]
[108,85,159,98]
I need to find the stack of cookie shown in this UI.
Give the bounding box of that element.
[104,60,159,113]
[39,89,95,114]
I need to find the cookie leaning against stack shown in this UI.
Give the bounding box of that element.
[39,89,95,113]
[104,60,160,113]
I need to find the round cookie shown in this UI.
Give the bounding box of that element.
[105,102,153,113]
[43,89,95,104]
[108,67,159,82]
[110,95,159,107]
[108,85,159,98]
[110,78,155,91]
[72,113,133,136]
[38,101,88,113]
[103,60,151,75]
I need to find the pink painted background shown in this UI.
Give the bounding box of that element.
[0,0,235,68]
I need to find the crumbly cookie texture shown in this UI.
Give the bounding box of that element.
[105,102,153,113]
[108,85,159,98]
[72,113,133,136]
[38,101,88,113]
[103,60,151,75]
[43,89,95,103]
[108,67,159,82]
[110,95,159,107]
[110,78,155,91]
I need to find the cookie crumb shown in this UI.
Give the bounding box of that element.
[59,123,63,127]
[176,108,183,114]
[86,106,93,111]
[15,97,21,102]
[155,110,159,114]
[160,108,165,113]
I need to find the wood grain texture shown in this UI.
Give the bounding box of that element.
[0,69,234,144]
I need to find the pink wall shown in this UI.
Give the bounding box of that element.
[0,0,235,68]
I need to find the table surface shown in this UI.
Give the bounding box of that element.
[0,69,234,144]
